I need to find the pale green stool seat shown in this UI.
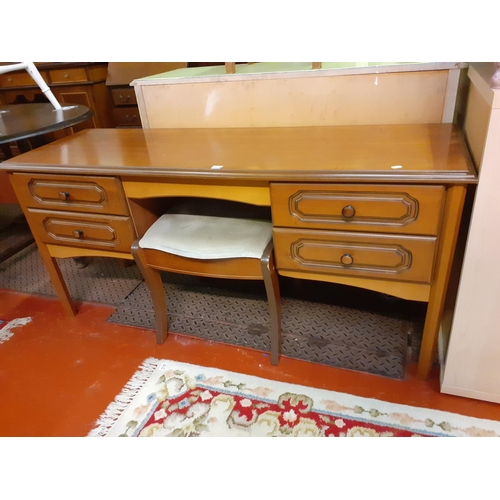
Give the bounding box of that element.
[132,201,282,365]
[139,214,272,259]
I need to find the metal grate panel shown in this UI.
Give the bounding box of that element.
[0,243,143,305]
[108,273,423,379]
[1,244,425,379]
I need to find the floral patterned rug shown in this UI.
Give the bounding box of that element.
[88,358,500,437]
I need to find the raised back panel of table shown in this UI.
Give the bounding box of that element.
[132,62,465,129]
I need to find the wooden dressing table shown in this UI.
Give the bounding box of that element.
[0,124,477,379]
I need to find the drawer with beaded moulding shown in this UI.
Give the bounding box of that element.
[273,228,437,284]
[25,209,136,252]
[10,173,130,216]
[270,184,445,236]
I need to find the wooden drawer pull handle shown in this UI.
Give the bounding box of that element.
[341,205,356,218]
[340,253,353,265]
[73,230,84,239]
[59,191,70,201]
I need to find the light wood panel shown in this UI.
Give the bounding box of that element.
[463,83,491,171]
[46,244,134,260]
[441,63,500,402]
[137,71,450,128]
[123,181,270,206]
[279,269,430,302]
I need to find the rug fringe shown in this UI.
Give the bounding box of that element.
[88,357,161,437]
[0,317,32,345]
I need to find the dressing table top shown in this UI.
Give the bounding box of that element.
[1,124,476,184]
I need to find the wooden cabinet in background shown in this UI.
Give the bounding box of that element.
[106,63,187,128]
[0,62,112,131]
[109,88,141,127]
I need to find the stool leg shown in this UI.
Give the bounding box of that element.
[131,241,169,344]
[261,240,281,365]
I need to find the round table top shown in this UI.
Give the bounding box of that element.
[0,103,93,144]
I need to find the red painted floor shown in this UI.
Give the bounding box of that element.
[1,288,500,436]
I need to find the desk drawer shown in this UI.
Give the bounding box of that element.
[271,184,444,236]
[49,67,88,84]
[0,70,49,88]
[273,228,437,283]
[111,88,138,106]
[27,209,136,252]
[112,108,141,127]
[11,173,130,216]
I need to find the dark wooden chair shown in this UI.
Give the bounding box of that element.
[131,199,282,365]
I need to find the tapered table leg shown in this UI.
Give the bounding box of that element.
[37,243,77,316]
[417,185,466,379]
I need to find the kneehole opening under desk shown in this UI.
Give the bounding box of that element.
[122,181,271,206]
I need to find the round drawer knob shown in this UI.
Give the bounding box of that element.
[64,73,69,78]
[73,230,84,239]
[340,253,353,265]
[59,191,70,201]
[341,205,356,218]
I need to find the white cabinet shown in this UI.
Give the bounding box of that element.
[441,63,500,403]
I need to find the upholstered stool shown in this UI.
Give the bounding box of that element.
[131,200,282,365]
